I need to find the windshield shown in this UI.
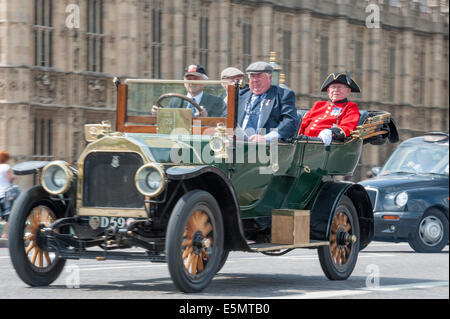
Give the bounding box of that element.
[126,79,228,118]
[380,143,449,176]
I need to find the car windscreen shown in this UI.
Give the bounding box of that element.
[126,80,228,118]
[380,143,449,176]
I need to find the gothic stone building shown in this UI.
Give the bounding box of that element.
[0,0,449,189]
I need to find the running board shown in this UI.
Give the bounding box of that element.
[58,249,166,262]
[250,240,329,252]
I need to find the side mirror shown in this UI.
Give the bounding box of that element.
[371,167,381,176]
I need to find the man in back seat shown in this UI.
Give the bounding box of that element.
[299,72,361,145]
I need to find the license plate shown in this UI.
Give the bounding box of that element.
[89,216,131,230]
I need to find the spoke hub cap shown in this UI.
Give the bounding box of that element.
[192,230,204,254]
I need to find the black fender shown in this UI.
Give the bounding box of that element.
[12,185,72,219]
[309,181,374,249]
[166,165,251,252]
[12,161,50,176]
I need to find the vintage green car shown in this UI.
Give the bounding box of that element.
[8,79,398,292]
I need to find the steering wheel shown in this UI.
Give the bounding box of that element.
[155,93,202,113]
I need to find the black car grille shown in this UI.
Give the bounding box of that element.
[83,152,145,208]
[365,189,378,211]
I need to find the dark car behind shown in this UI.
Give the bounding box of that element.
[359,132,449,253]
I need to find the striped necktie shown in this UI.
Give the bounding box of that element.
[244,94,263,134]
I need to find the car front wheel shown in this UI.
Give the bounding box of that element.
[408,208,448,253]
[8,186,67,286]
[166,190,224,293]
[318,195,360,280]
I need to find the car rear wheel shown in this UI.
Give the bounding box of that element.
[8,186,67,286]
[408,209,448,253]
[166,190,224,293]
[318,195,360,280]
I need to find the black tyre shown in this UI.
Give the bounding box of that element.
[8,186,67,286]
[408,209,448,253]
[318,195,360,280]
[166,190,224,293]
[359,242,369,251]
[217,250,230,273]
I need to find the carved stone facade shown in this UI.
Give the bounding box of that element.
[0,0,448,189]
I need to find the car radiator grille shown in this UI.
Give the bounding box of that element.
[83,152,145,208]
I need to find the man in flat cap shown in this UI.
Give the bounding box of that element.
[299,71,361,146]
[152,64,225,117]
[238,61,299,142]
[221,67,245,100]
[219,67,246,117]
[221,67,245,89]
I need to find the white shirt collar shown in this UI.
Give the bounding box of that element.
[187,91,204,104]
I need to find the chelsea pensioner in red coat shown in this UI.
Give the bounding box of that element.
[298,72,362,145]
[299,99,360,138]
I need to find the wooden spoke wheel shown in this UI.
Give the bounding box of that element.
[318,195,360,280]
[8,186,67,286]
[182,210,214,276]
[329,211,352,266]
[166,190,224,293]
[24,205,57,270]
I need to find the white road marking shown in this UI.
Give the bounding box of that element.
[69,252,396,269]
[234,253,395,262]
[267,280,449,299]
[79,264,166,271]
[72,261,155,268]
[274,289,371,299]
[361,280,449,292]
[369,242,411,246]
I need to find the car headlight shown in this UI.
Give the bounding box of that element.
[135,163,166,197]
[384,191,408,210]
[41,161,74,195]
[395,192,408,207]
[209,136,225,153]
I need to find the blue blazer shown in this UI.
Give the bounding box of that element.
[238,86,299,140]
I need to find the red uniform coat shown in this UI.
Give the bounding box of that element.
[299,100,360,137]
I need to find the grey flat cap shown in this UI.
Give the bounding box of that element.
[221,67,244,79]
[245,61,273,74]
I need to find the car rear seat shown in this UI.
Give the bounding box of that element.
[294,108,397,144]
[296,109,370,135]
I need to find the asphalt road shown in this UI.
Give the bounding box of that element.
[0,240,448,301]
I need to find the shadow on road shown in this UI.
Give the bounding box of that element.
[29,273,446,298]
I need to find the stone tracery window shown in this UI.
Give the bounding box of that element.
[182,0,189,68]
[320,35,329,87]
[199,6,209,70]
[33,116,53,159]
[417,42,426,105]
[384,34,396,102]
[283,29,292,85]
[86,0,104,72]
[33,0,53,67]
[152,0,163,78]
[354,26,364,90]
[242,11,252,70]
[319,21,330,88]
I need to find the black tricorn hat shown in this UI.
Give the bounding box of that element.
[320,71,361,93]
